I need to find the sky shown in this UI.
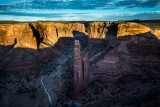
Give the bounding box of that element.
[0,0,160,21]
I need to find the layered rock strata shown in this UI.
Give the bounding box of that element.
[74,40,89,95]
[1,21,159,50]
[0,21,160,106]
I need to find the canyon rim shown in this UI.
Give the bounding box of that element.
[0,0,160,107]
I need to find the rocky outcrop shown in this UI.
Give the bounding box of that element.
[30,22,87,48]
[0,21,160,107]
[0,21,160,50]
[117,22,160,39]
[151,29,160,39]
[0,21,113,49]
[0,22,87,49]
[117,22,151,37]
[0,23,37,49]
[86,22,111,39]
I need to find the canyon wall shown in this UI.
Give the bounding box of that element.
[151,29,160,39]
[0,23,37,49]
[0,21,159,49]
[0,21,160,106]
[117,22,151,37]
[0,22,87,49]
[117,22,160,39]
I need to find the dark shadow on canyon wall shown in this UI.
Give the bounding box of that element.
[0,31,159,73]
[29,24,44,50]
[118,31,159,57]
[105,23,118,46]
[56,28,58,38]
[29,24,54,49]
[118,31,158,41]
[14,38,17,45]
[73,31,88,46]
[54,37,75,49]
[83,22,90,32]
[0,38,17,62]
[0,30,160,107]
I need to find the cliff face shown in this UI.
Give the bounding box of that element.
[152,30,160,39]
[86,22,111,39]
[0,21,160,107]
[0,23,37,49]
[117,22,151,37]
[32,22,87,48]
[117,22,160,39]
[0,22,87,49]
[0,21,159,50]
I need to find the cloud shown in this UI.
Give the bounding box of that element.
[0,10,86,21]
[116,0,160,8]
[97,11,160,21]
[0,0,113,10]
[0,10,64,18]
[1,0,159,11]
[0,0,160,21]
[0,10,160,21]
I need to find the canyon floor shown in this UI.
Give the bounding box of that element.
[0,20,160,107]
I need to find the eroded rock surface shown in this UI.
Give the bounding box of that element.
[0,21,160,107]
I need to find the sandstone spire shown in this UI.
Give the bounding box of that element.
[74,40,83,95]
[83,52,89,87]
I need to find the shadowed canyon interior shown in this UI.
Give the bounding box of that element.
[0,20,160,107]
